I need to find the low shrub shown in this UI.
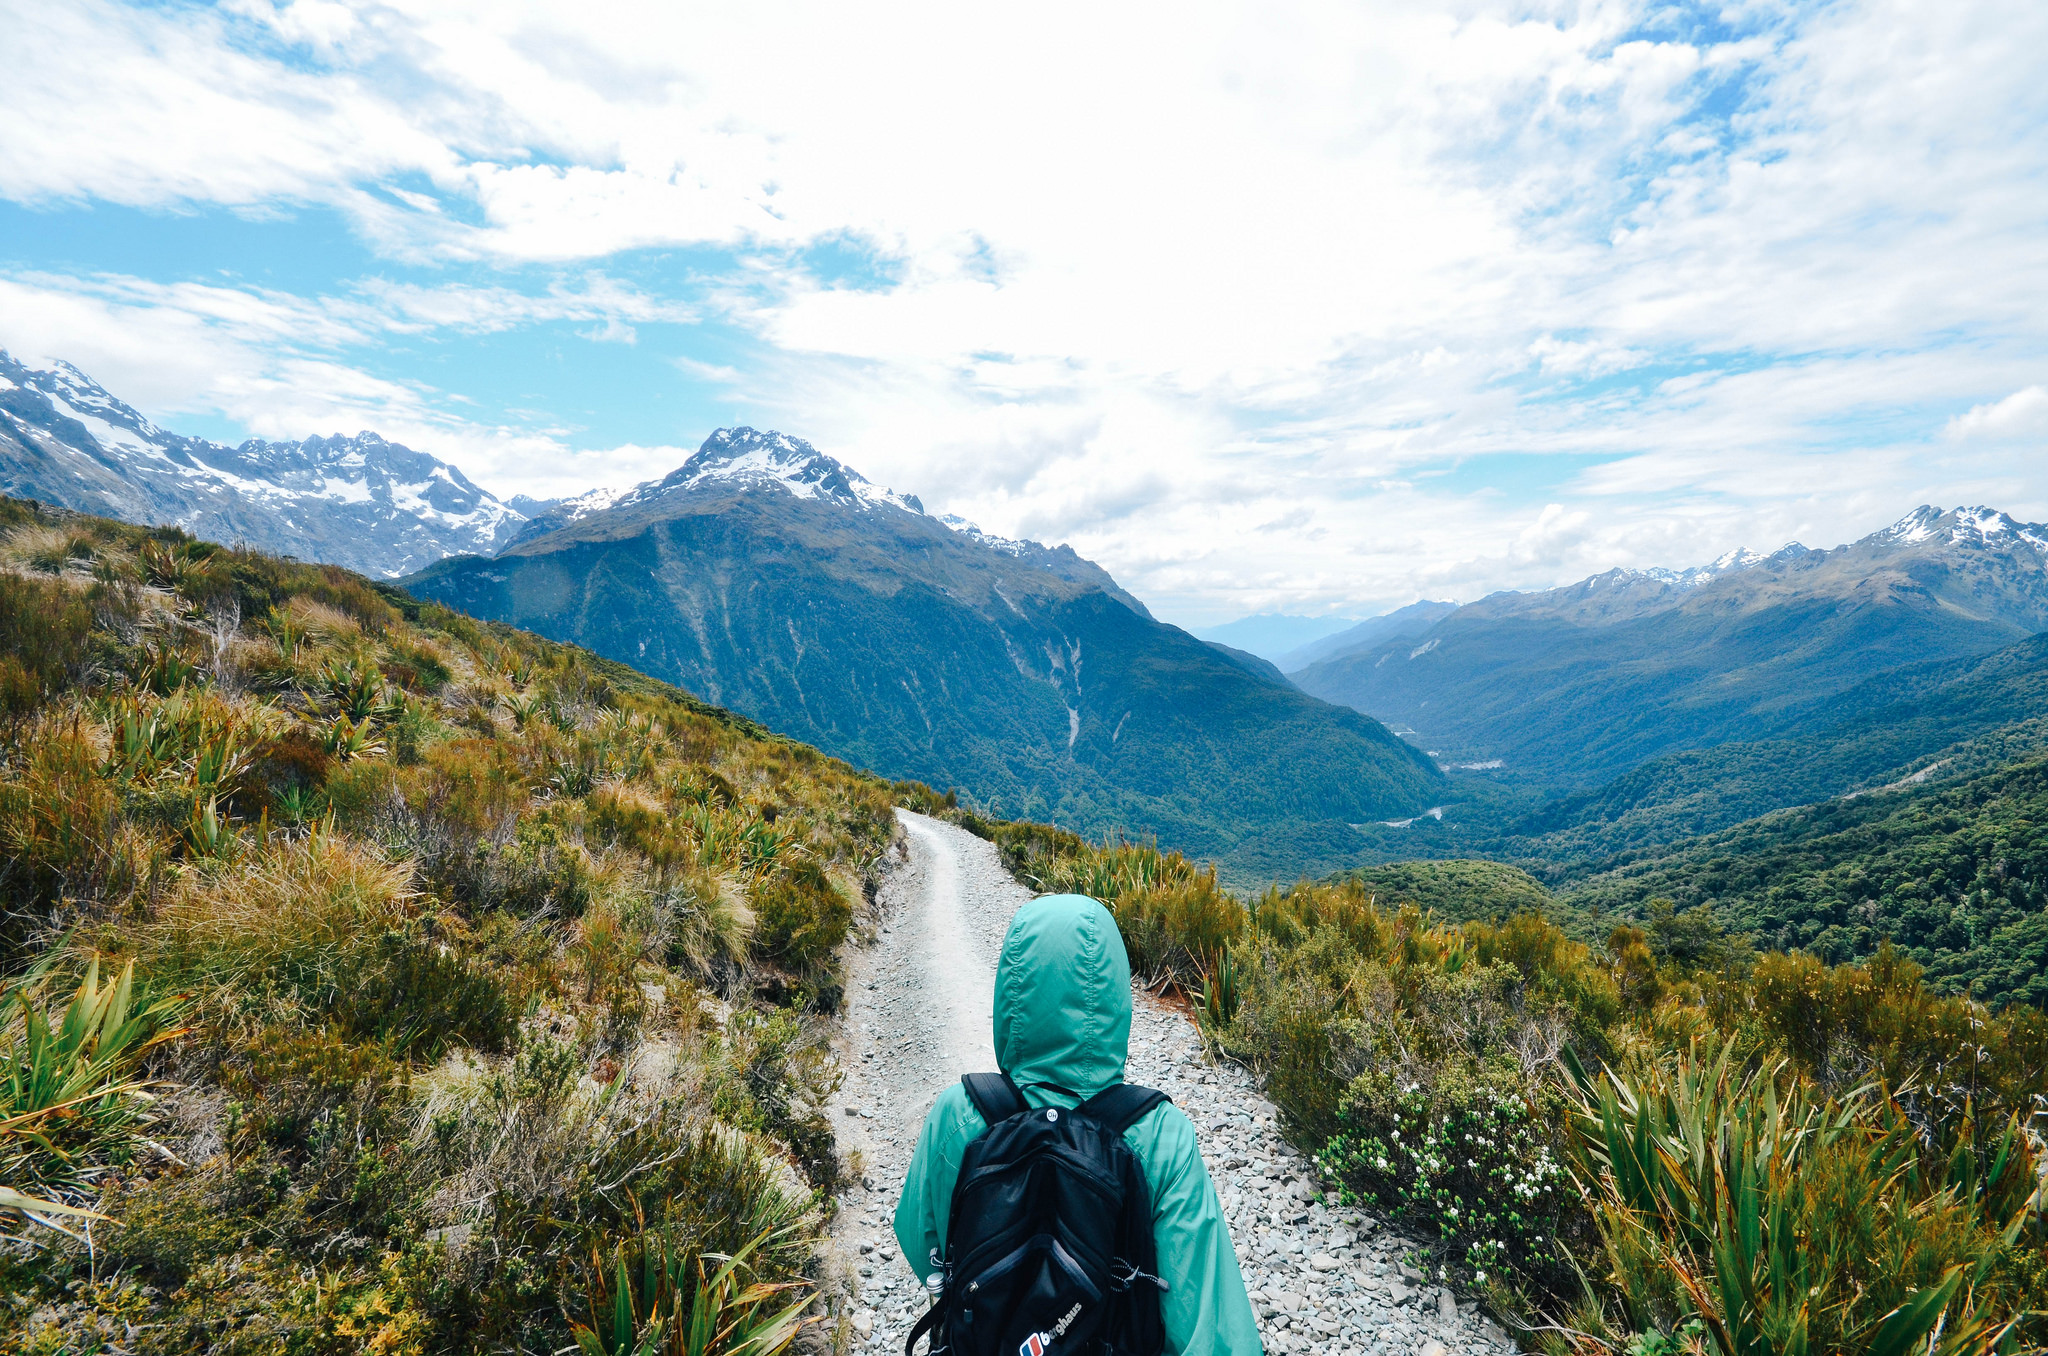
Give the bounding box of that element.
[748,859,851,978]
[333,929,520,1056]
[708,1008,841,1188]
[1323,1065,1575,1297]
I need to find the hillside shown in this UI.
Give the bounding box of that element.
[1321,601,2048,1011]
[405,428,1443,877]
[0,496,889,1348]
[956,801,2048,1353]
[1558,753,2048,1008]
[5,494,2042,1356]
[0,352,527,576]
[1488,630,2048,862]
[1294,508,2048,788]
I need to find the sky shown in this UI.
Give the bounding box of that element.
[2,0,2044,628]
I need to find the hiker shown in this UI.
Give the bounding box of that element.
[894,893,1263,1355]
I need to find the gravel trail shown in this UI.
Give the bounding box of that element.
[824,811,1517,1356]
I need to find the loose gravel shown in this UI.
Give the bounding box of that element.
[822,810,1518,1355]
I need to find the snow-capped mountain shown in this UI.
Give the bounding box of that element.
[506,427,927,548]
[1884,503,2048,554]
[405,423,1436,877]
[0,352,526,577]
[1642,542,1815,589]
[497,425,1157,618]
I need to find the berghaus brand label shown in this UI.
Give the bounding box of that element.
[1018,1302,1085,1355]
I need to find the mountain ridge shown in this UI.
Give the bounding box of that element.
[0,351,527,576]
[405,427,1444,875]
[1294,504,2048,787]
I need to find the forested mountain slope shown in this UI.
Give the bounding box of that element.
[1558,753,2048,1008]
[406,428,1442,876]
[1495,630,2048,860]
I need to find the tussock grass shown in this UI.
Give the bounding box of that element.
[0,498,891,1353]
[140,831,414,1021]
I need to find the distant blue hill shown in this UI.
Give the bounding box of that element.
[1192,613,1363,663]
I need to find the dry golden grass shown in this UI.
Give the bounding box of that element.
[139,832,415,1021]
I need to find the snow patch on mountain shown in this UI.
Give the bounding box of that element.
[1888,506,1943,544]
[1635,542,1810,591]
[1884,505,2048,558]
[938,513,1037,559]
[511,429,930,544]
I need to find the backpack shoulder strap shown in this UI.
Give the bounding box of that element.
[1075,1082,1170,1136]
[960,1071,1027,1125]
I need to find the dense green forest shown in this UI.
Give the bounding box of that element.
[1499,633,2048,864]
[1337,759,2048,1009]
[1559,754,2048,1008]
[1336,859,1558,924]
[1338,633,2048,871]
[1320,623,2048,1012]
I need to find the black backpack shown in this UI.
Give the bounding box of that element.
[905,1073,1171,1356]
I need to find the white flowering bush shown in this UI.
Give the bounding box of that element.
[1320,1066,1574,1294]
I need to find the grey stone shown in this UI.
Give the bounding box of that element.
[425,1223,472,1251]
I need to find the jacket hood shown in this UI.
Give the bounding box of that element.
[993,894,1131,1096]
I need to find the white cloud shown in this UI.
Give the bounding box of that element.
[1946,386,2048,442]
[0,269,687,498]
[1,0,2044,622]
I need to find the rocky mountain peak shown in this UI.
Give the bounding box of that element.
[660,426,925,515]
[937,512,1036,559]
[1638,542,1809,591]
[1882,504,2048,555]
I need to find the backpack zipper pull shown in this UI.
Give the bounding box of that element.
[1109,1258,1171,1293]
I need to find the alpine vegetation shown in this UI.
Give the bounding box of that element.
[0,497,896,1353]
[901,795,2048,1356]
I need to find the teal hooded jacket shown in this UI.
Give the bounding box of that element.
[892,894,1263,1355]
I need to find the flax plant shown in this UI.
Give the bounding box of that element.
[1567,1044,2041,1356]
[1,957,186,1234]
[570,1225,818,1356]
